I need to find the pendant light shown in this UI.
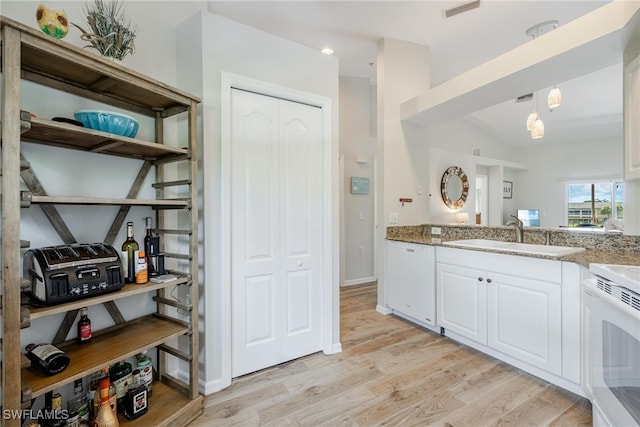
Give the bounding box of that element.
[526,110,538,131]
[547,86,562,110]
[531,117,544,139]
[530,91,544,139]
[524,20,560,140]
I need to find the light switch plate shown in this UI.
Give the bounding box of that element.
[432,227,442,235]
[389,212,398,224]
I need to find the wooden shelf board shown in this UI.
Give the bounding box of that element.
[30,195,188,208]
[0,17,200,117]
[21,117,188,160]
[26,278,189,320]
[22,316,188,398]
[118,382,203,427]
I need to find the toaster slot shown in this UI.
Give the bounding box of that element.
[49,273,69,297]
[106,265,123,285]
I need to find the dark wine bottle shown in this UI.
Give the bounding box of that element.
[110,360,133,413]
[25,343,70,375]
[76,307,92,343]
[41,392,65,427]
[123,369,148,420]
[121,221,139,283]
[143,216,156,276]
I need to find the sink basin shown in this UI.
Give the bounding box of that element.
[443,239,585,257]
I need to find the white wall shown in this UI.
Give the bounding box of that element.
[176,11,340,394]
[339,76,376,285]
[376,38,430,310]
[513,138,623,228]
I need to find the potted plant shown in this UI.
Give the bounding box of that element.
[73,0,137,61]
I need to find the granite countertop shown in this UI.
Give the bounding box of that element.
[386,235,640,268]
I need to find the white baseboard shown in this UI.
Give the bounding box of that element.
[168,367,225,396]
[200,377,226,396]
[376,304,393,315]
[325,342,343,354]
[342,276,377,287]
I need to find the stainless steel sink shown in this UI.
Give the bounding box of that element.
[442,239,585,257]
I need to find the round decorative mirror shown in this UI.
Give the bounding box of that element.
[440,166,469,209]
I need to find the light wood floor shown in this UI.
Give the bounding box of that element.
[190,283,592,426]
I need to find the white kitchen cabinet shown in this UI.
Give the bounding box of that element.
[437,263,486,343]
[386,241,436,326]
[487,272,561,375]
[437,246,562,376]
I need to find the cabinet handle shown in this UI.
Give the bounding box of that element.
[405,248,415,252]
[478,277,483,282]
[486,278,492,283]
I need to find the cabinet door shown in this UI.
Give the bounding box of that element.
[386,242,435,325]
[437,263,486,343]
[487,272,562,375]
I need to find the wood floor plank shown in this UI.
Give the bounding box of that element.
[257,363,384,424]
[489,384,582,427]
[270,385,376,427]
[190,283,592,426]
[434,368,549,427]
[548,397,593,427]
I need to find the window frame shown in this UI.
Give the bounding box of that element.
[565,178,624,227]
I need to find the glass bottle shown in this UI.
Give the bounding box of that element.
[110,360,132,413]
[93,377,119,427]
[42,392,65,427]
[92,367,116,418]
[135,351,153,396]
[66,378,90,426]
[25,343,70,375]
[121,221,139,283]
[123,369,148,420]
[136,250,148,284]
[143,216,156,276]
[76,307,92,344]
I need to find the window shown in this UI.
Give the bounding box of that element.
[566,180,624,227]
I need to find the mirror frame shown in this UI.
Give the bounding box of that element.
[441,166,469,210]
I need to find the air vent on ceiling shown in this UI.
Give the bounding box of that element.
[443,0,481,18]
[516,93,534,103]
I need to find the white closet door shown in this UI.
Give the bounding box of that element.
[231,89,323,377]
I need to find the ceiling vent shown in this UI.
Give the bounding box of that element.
[516,93,534,103]
[443,0,481,19]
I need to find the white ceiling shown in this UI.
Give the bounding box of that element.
[207,1,622,146]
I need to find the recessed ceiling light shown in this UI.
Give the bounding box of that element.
[321,47,334,55]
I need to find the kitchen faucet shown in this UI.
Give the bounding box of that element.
[506,215,524,243]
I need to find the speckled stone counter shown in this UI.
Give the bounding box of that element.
[386,224,640,267]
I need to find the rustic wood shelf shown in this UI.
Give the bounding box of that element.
[22,117,188,160]
[26,279,189,321]
[0,17,200,118]
[21,315,188,399]
[30,195,189,209]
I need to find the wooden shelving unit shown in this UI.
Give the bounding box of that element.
[22,316,189,398]
[1,16,203,426]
